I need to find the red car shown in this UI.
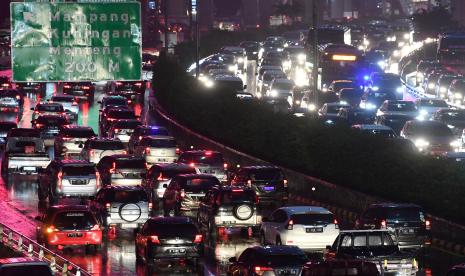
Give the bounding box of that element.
[36,205,102,252]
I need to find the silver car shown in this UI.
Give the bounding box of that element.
[80,137,126,164]
[54,126,96,158]
[108,119,142,144]
[97,154,146,186]
[177,150,227,182]
[133,135,179,165]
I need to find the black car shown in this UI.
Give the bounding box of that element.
[337,107,376,125]
[99,107,137,134]
[96,154,147,187]
[355,203,432,250]
[98,95,129,110]
[198,186,260,236]
[162,174,220,217]
[15,82,44,94]
[375,114,415,135]
[239,41,260,60]
[62,82,94,101]
[32,114,69,147]
[0,257,53,276]
[128,125,170,153]
[228,246,308,276]
[135,216,203,266]
[230,166,288,207]
[111,81,145,103]
[0,89,24,110]
[432,108,465,137]
[362,89,397,110]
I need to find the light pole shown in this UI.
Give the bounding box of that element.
[195,0,200,79]
[312,0,319,107]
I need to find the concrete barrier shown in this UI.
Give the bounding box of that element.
[151,98,465,256]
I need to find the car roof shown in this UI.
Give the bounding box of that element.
[36,102,62,107]
[251,245,304,255]
[181,150,221,155]
[214,75,242,81]
[339,229,391,234]
[368,203,422,209]
[352,124,394,130]
[88,137,121,142]
[407,120,448,127]
[279,206,332,215]
[109,154,145,161]
[152,163,196,171]
[143,135,174,140]
[272,78,293,84]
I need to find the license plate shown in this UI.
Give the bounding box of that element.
[71,180,87,185]
[222,221,235,224]
[121,223,137,229]
[23,167,36,171]
[306,227,323,233]
[167,248,186,254]
[67,232,83,238]
[262,186,275,191]
[158,158,168,162]
[400,228,415,234]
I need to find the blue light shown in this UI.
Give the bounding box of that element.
[363,75,370,81]
[151,126,159,129]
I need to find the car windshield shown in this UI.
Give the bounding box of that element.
[382,207,424,222]
[264,73,286,81]
[256,253,308,267]
[108,110,135,119]
[114,190,148,202]
[419,99,448,107]
[327,105,347,113]
[89,140,125,150]
[248,169,284,181]
[387,102,416,111]
[179,152,224,165]
[216,80,243,91]
[62,165,95,176]
[113,120,141,129]
[183,178,219,192]
[147,222,198,238]
[104,98,127,107]
[115,159,146,169]
[273,82,293,90]
[37,105,63,112]
[52,96,74,102]
[341,233,395,247]
[143,138,176,148]
[220,190,256,203]
[334,82,357,91]
[0,265,52,276]
[61,128,95,138]
[53,211,96,230]
[139,127,169,136]
[411,123,453,136]
[442,111,465,120]
[368,91,395,99]
[290,213,334,225]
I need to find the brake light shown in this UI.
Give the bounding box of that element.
[109,162,116,173]
[82,86,90,90]
[96,171,100,189]
[64,85,71,88]
[91,224,101,231]
[189,162,195,167]
[122,150,127,154]
[116,81,122,85]
[145,147,151,154]
[89,149,95,157]
[380,219,387,229]
[425,219,431,230]
[138,136,143,141]
[62,137,72,141]
[148,202,153,210]
[157,173,169,181]
[72,101,78,106]
[127,100,132,104]
[232,189,243,192]
[286,219,294,230]
[46,225,58,233]
[35,123,44,128]
[283,179,288,187]
[223,163,228,169]
[254,266,272,275]
[205,151,212,156]
[255,195,260,204]
[15,95,20,100]
[150,235,160,244]
[135,82,142,87]
[114,128,120,133]
[194,234,202,243]
[247,179,252,187]
[176,148,181,154]
[105,203,111,210]
[334,219,339,229]
[57,171,63,191]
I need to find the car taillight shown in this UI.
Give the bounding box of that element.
[89,149,95,157]
[254,266,273,275]
[189,162,195,167]
[82,86,90,90]
[105,203,111,210]
[283,179,288,187]
[114,128,120,133]
[194,234,202,243]
[96,171,100,189]
[425,219,431,230]
[57,171,63,191]
[116,81,122,86]
[247,179,252,187]
[46,225,58,233]
[148,202,153,210]
[135,82,142,87]
[127,100,132,104]
[286,219,294,230]
[35,123,44,128]
[145,147,151,154]
[223,163,228,170]
[34,111,39,114]
[380,219,387,229]
[122,150,127,154]
[72,101,78,106]
[175,148,181,154]
[15,95,20,100]
[157,174,169,181]
[64,85,71,88]
[180,189,186,198]
[150,235,160,244]
[138,136,143,141]
[205,151,212,156]
[91,224,101,231]
[334,219,339,229]
[62,137,72,141]
[255,195,260,204]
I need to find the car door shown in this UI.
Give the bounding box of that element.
[266,210,285,243]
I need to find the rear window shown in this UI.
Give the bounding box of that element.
[387,102,416,111]
[8,129,40,138]
[53,211,96,230]
[159,167,196,179]
[290,213,334,225]
[411,123,453,136]
[142,138,176,148]
[89,140,125,150]
[256,253,308,267]
[113,190,148,202]
[37,104,63,112]
[62,165,96,176]
[273,82,293,90]
[108,110,135,119]
[61,128,95,138]
[382,207,424,222]
[139,127,169,136]
[182,178,219,192]
[220,190,256,203]
[418,99,448,107]
[248,169,284,181]
[104,98,127,107]
[115,158,146,169]
[0,265,52,276]
[178,152,224,165]
[36,116,67,125]
[148,222,198,238]
[51,96,74,102]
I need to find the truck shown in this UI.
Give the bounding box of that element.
[1,129,50,180]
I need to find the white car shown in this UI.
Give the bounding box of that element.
[133,135,179,165]
[415,98,448,120]
[80,137,126,164]
[108,119,142,144]
[260,206,340,252]
[49,95,79,121]
[376,100,419,118]
[267,78,294,106]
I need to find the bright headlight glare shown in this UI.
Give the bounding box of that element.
[398,41,405,48]
[451,140,461,148]
[417,72,424,78]
[455,93,463,98]
[415,138,429,148]
[404,33,410,40]
[447,124,455,129]
[228,65,236,72]
[372,86,379,91]
[420,109,428,115]
[270,90,278,97]
[396,87,403,93]
[357,45,364,50]
[308,103,316,111]
[440,87,447,93]
[298,54,306,61]
[428,83,435,89]
[205,80,214,88]
[393,50,400,57]
[365,103,376,110]
[237,57,244,63]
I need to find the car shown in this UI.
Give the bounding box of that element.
[107,119,142,143]
[98,95,129,110]
[432,108,465,138]
[368,76,403,100]
[416,60,440,86]
[133,135,179,165]
[266,78,294,105]
[62,82,94,101]
[422,70,444,96]
[301,259,380,276]
[338,88,364,107]
[326,80,359,94]
[214,75,246,93]
[128,125,170,153]
[0,90,23,111]
[0,76,12,90]
[49,95,79,121]
[446,263,465,276]
[376,100,418,118]
[162,174,220,217]
[31,102,66,121]
[352,124,397,138]
[239,41,260,60]
[227,246,308,276]
[198,186,261,236]
[32,114,70,147]
[260,206,339,252]
[284,46,306,66]
[374,114,416,135]
[0,257,53,276]
[400,120,460,154]
[99,107,137,134]
[178,150,227,182]
[97,154,146,186]
[325,230,418,275]
[318,102,351,119]
[258,70,287,94]
[415,98,448,120]
[361,89,397,110]
[80,137,126,164]
[447,79,465,105]
[135,217,203,266]
[0,121,16,148]
[109,81,144,104]
[38,159,100,203]
[338,107,376,125]
[257,65,283,82]
[436,74,460,99]
[15,82,44,93]
[90,185,151,231]
[355,203,432,250]
[221,46,247,73]
[230,166,288,207]
[54,126,96,158]
[35,205,102,252]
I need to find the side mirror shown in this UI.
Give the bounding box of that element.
[162,184,168,188]
[261,216,269,222]
[243,85,247,90]
[228,256,237,263]
[78,144,84,148]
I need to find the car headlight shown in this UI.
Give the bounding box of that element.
[427,83,435,89]
[372,86,379,91]
[277,48,283,52]
[205,80,214,88]
[393,50,400,57]
[298,53,306,61]
[420,109,428,115]
[363,39,370,46]
[416,72,424,78]
[237,57,244,63]
[357,45,364,51]
[451,140,461,148]
[398,41,405,48]
[404,33,410,40]
[365,103,377,110]
[308,103,316,111]
[228,65,236,72]
[284,43,289,48]
[396,87,403,93]
[415,138,430,148]
[270,90,278,97]
[252,51,258,54]
[377,60,386,68]
[455,93,463,99]
[448,124,455,129]
[322,87,328,92]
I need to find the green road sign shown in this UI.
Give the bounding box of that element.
[11,2,141,82]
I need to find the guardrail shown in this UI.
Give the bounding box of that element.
[0,222,91,276]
